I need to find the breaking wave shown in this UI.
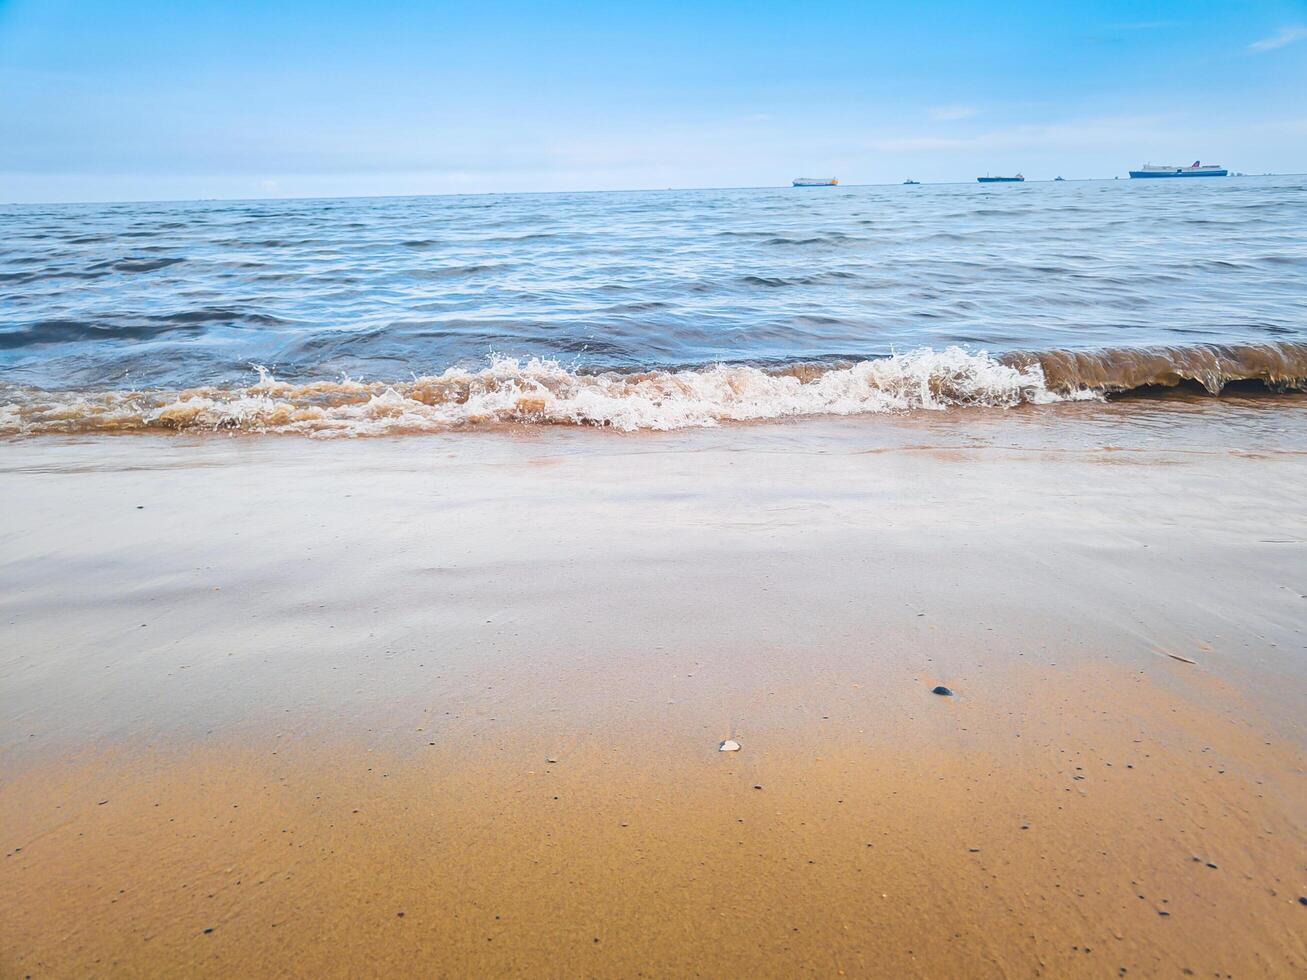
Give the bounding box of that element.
[1,342,1303,438]
[1006,342,1307,395]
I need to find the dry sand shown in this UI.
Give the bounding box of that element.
[2,395,1305,977]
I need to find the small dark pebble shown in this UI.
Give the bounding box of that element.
[1298,896,1307,906]
[753,785,763,790]
[931,686,954,697]
[397,912,405,918]
[203,928,214,935]
[1206,863,1218,870]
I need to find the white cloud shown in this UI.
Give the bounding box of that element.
[1249,25,1307,52]
[928,105,979,121]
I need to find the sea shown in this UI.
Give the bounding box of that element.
[1,176,1304,435]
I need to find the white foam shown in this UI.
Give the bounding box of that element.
[0,348,1097,437]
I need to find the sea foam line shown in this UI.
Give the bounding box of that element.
[9,338,1307,438]
[0,348,1085,437]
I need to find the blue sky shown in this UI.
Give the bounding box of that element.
[1,0,1304,201]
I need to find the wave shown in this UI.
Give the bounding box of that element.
[1005,342,1307,395]
[0,309,292,350]
[1,342,1303,438]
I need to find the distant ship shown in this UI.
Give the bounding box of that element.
[1054,176,1066,181]
[1129,161,1228,178]
[793,177,838,187]
[977,173,1024,183]
[903,179,920,185]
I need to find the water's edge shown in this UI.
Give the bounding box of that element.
[3,341,1303,436]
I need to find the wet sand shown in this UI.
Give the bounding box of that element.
[2,396,1306,977]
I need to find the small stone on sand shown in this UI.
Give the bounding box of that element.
[719,740,740,752]
[931,686,954,696]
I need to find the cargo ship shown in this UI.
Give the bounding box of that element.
[977,173,1024,183]
[1129,161,1228,178]
[792,177,838,187]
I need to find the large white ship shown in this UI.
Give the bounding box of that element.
[1129,161,1228,178]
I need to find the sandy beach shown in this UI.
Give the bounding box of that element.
[3,394,1306,977]
[6,2,1307,975]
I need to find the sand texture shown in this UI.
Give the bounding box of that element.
[3,397,1306,977]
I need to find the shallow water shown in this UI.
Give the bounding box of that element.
[2,177,1305,433]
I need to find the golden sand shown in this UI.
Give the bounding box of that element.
[3,670,1305,977]
[2,401,1305,976]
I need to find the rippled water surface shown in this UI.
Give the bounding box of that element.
[4,177,1305,390]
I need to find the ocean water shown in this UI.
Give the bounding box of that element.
[2,177,1305,435]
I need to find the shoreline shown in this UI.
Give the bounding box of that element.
[3,404,1305,975]
[2,341,1305,438]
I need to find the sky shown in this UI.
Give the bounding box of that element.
[1,0,1305,202]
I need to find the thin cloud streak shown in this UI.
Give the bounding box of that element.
[1249,25,1307,52]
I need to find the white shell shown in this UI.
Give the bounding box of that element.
[719,740,741,752]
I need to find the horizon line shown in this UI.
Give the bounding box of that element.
[1,172,1297,208]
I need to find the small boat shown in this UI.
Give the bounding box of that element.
[903,179,920,185]
[977,173,1024,183]
[793,177,838,187]
[1129,161,1228,178]
[1054,176,1065,181]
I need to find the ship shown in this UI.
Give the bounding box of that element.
[1129,161,1228,178]
[792,177,838,187]
[903,179,920,185]
[977,173,1024,183]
